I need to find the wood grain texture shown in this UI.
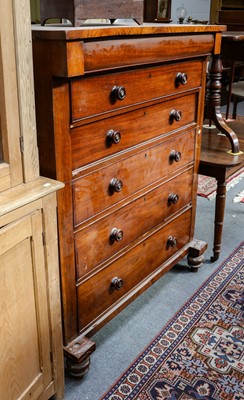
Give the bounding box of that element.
[0,214,49,399]
[0,1,23,189]
[75,168,193,279]
[42,193,65,399]
[32,24,226,41]
[71,92,197,170]
[0,163,11,192]
[0,0,65,397]
[32,25,217,362]
[201,122,244,168]
[73,129,196,225]
[82,35,214,73]
[0,177,63,218]
[12,0,39,182]
[70,61,201,121]
[0,184,64,400]
[77,209,192,333]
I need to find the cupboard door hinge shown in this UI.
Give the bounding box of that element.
[19,136,24,152]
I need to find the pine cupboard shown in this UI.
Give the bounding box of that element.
[0,183,63,400]
[0,0,64,398]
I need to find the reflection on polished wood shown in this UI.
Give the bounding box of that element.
[32,23,225,376]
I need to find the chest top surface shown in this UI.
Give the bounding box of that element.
[32,23,226,39]
[32,24,226,79]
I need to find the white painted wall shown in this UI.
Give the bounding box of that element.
[171,0,211,23]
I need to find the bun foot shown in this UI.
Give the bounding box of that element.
[187,239,208,272]
[66,356,91,379]
[64,336,96,379]
[187,254,205,271]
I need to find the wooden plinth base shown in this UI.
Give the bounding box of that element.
[64,336,96,379]
[187,239,208,272]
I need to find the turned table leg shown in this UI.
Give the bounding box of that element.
[205,54,240,154]
[211,179,227,261]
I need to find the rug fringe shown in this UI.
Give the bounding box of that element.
[233,189,244,203]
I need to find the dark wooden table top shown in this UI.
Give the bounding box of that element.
[201,119,244,168]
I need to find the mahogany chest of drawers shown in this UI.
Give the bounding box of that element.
[32,24,224,376]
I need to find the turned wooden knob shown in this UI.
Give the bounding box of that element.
[170,150,181,162]
[168,193,179,204]
[175,72,188,86]
[107,129,121,144]
[167,236,177,247]
[109,178,123,193]
[110,227,123,242]
[170,109,182,121]
[111,85,126,100]
[111,277,124,290]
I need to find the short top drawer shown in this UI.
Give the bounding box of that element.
[71,92,197,171]
[70,60,202,122]
[73,129,196,226]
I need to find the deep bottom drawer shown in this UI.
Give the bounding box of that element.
[77,208,192,332]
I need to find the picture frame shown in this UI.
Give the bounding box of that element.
[144,0,172,23]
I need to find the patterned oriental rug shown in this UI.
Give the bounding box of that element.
[198,168,244,201]
[100,242,244,400]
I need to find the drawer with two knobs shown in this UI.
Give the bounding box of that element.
[71,92,197,170]
[73,129,196,226]
[70,60,202,122]
[77,208,192,333]
[74,167,193,279]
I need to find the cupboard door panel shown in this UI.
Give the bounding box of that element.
[0,212,52,400]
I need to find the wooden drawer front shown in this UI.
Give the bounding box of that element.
[71,93,197,170]
[83,35,214,73]
[71,60,202,122]
[73,130,195,225]
[77,209,191,331]
[75,168,193,279]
